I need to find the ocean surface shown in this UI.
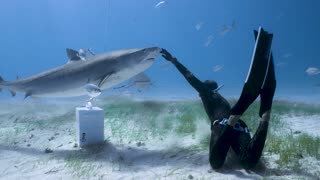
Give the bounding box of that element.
[0,0,320,102]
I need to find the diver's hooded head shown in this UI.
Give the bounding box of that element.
[203,80,218,91]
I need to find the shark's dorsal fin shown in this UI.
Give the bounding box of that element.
[24,92,32,100]
[66,48,81,62]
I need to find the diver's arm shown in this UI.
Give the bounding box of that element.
[161,49,205,92]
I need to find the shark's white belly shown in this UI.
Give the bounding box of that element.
[100,64,149,90]
[33,87,87,97]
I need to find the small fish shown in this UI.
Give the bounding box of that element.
[282,53,292,59]
[212,65,224,72]
[155,1,166,8]
[220,20,237,36]
[85,84,102,98]
[306,67,320,76]
[220,25,230,36]
[231,20,237,29]
[276,62,287,68]
[195,22,204,31]
[87,48,95,56]
[205,35,214,47]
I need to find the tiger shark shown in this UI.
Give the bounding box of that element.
[0,47,161,99]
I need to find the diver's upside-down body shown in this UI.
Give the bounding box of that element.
[161,27,276,169]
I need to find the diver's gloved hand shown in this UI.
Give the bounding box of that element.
[161,48,177,63]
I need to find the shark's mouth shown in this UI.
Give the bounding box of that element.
[146,58,155,61]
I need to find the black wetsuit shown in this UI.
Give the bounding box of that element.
[170,59,275,169]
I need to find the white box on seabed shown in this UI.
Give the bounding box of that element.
[75,107,104,147]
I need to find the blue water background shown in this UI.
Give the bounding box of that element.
[0,0,320,102]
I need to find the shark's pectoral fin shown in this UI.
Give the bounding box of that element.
[0,76,4,92]
[132,73,150,83]
[9,90,16,97]
[130,73,153,90]
[24,92,32,100]
[66,48,81,62]
[98,72,114,88]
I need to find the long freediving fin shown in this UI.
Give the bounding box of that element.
[245,27,273,89]
[254,29,275,89]
[230,27,274,116]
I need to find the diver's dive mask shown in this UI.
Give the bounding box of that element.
[212,84,224,94]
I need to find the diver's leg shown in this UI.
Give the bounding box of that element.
[232,69,275,167]
[233,71,275,168]
[233,60,275,167]
[236,111,270,168]
[228,81,260,126]
[238,52,276,166]
[209,122,234,169]
[230,129,251,166]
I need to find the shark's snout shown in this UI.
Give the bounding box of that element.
[142,47,161,62]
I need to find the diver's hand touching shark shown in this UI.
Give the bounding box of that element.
[161,48,177,63]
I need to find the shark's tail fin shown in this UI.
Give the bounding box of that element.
[0,76,4,92]
[0,76,16,97]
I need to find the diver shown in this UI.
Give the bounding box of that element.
[161,28,276,169]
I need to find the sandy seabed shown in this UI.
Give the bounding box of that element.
[0,99,319,180]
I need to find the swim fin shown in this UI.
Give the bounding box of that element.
[254,29,277,117]
[246,27,273,92]
[230,27,273,116]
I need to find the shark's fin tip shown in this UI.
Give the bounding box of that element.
[66,48,81,62]
[0,76,4,83]
[9,90,16,97]
[24,92,32,100]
